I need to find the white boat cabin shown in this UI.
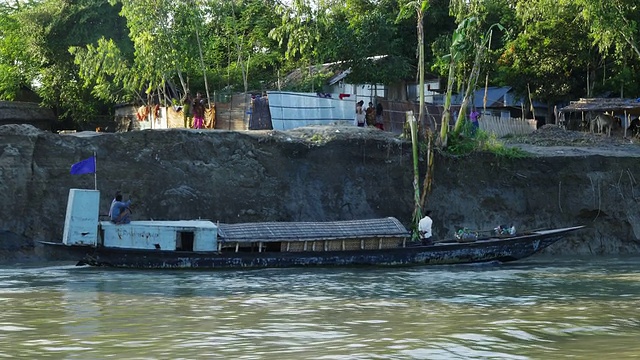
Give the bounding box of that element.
[62,189,218,251]
[99,220,217,251]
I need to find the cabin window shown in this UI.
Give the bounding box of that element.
[176,231,194,251]
[219,241,282,253]
[262,242,281,252]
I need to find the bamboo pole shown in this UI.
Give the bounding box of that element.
[408,111,421,240]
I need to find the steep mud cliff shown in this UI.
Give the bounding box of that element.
[1,124,639,261]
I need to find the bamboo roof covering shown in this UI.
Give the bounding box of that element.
[217,217,409,242]
[560,98,640,115]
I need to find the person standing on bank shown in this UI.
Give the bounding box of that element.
[418,210,433,245]
[375,102,384,130]
[365,102,376,126]
[470,107,480,134]
[354,100,366,127]
[192,92,205,129]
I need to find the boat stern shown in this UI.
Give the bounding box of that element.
[62,189,100,246]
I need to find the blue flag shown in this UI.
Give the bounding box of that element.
[70,156,96,175]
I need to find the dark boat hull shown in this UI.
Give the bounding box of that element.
[40,228,579,269]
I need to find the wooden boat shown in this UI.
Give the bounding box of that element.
[40,189,585,269]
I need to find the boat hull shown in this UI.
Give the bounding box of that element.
[40,230,573,269]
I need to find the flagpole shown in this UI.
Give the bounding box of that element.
[93,151,97,190]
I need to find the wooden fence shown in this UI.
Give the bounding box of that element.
[479,116,537,137]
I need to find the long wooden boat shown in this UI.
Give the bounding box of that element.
[39,189,585,269]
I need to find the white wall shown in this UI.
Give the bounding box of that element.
[101,221,218,251]
[327,83,386,105]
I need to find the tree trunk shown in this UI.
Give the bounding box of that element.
[439,60,456,147]
[417,13,425,132]
[453,43,484,134]
[195,28,211,108]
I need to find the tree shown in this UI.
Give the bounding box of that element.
[269,0,321,90]
[109,0,197,102]
[431,0,508,146]
[398,0,430,234]
[332,0,411,86]
[0,3,32,100]
[574,0,640,60]
[452,21,504,133]
[572,0,640,97]
[496,0,593,115]
[215,0,281,94]
[1,0,130,121]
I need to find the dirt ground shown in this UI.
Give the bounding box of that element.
[504,124,640,157]
[279,123,640,157]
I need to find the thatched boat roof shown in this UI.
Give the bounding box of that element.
[217,217,409,242]
[560,98,640,115]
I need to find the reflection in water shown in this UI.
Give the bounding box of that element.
[0,257,639,359]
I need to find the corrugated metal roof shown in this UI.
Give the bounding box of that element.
[267,91,355,130]
[473,87,511,108]
[217,217,409,242]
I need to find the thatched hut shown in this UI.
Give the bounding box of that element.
[559,98,640,136]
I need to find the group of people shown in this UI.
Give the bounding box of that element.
[354,100,384,130]
[182,92,206,129]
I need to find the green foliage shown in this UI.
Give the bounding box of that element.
[0,0,639,129]
[269,0,318,63]
[72,38,127,103]
[496,0,592,105]
[441,121,528,158]
[574,0,640,59]
[0,0,130,121]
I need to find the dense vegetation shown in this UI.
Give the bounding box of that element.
[0,0,638,125]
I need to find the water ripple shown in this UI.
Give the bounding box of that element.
[0,257,638,358]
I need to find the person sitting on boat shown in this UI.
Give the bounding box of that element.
[108,190,121,219]
[109,193,132,224]
[418,211,433,245]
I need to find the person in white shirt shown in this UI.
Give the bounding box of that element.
[418,210,433,245]
[354,100,365,127]
[108,190,121,218]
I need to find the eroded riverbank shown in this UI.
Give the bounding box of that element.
[1,124,639,261]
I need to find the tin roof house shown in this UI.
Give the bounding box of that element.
[429,86,548,123]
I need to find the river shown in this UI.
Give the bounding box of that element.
[1,256,639,359]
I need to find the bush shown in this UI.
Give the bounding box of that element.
[444,120,528,158]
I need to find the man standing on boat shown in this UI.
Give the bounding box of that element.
[418,211,433,245]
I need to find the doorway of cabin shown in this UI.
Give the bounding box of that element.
[176,231,194,251]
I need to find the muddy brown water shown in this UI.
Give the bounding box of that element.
[1,256,639,359]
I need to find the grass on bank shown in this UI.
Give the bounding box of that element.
[439,122,529,158]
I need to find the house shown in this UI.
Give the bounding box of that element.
[427,86,548,125]
[0,101,55,131]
